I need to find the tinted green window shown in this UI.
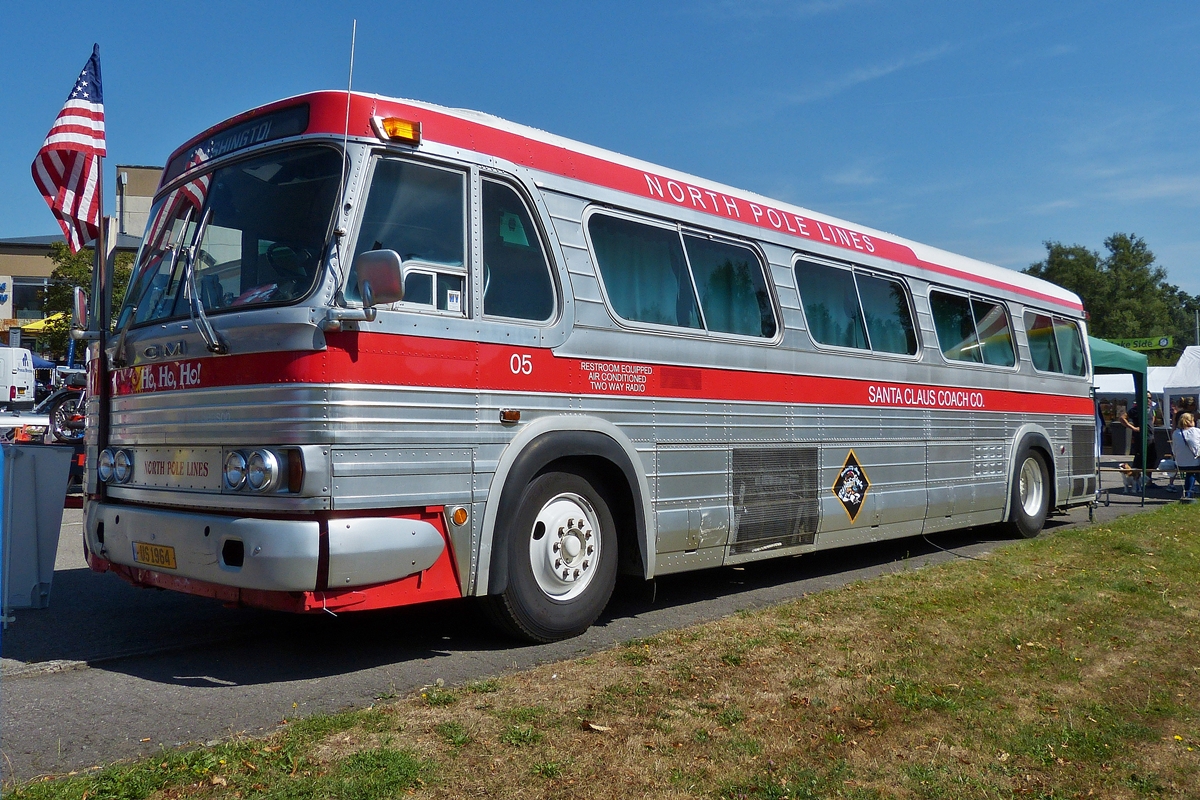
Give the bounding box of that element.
[1053,319,1086,376]
[1025,312,1062,372]
[1024,311,1085,375]
[931,292,981,363]
[972,299,1016,366]
[482,180,555,321]
[683,234,776,337]
[930,291,1016,367]
[795,260,868,349]
[589,214,701,329]
[858,273,917,355]
[348,159,465,306]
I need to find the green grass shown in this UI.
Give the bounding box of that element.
[8,504,1200,799]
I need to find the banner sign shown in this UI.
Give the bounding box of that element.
[1106,336,1174,351]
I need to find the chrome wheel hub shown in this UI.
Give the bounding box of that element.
[529,492,599,601]
[1018,457,1044,517]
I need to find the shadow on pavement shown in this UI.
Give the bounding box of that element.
[6,524,1023,689]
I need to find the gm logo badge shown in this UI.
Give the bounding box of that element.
[141,341,187,360]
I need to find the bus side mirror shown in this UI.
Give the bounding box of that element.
[71,287,90,332]
[354,250,404,307]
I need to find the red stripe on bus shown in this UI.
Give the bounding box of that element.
[110,332,1095,417]
[324,95,1080,312]
[167,93,1082,313]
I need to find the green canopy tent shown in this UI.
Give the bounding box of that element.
[1089,336,1149,501]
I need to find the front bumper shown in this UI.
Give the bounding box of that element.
[85,501,447,592]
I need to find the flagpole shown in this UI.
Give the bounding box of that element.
[93,158,112,493]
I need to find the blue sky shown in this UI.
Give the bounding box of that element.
[3,1,1199,292]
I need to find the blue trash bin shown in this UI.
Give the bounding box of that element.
[1,443,74,617]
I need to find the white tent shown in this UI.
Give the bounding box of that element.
[1149,365,1172,396]
[1162,346,1200,427]
[1093,372,1134,397]
[1093,366,1171,399]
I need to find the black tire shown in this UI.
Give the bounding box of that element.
[49,394,84,443]
[484,471,618,643]
[1006,446,1049,539]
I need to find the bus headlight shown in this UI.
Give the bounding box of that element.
[246,449,279,492]
[223,451,247,490]
[97,449,115,482]
[113,449,134,483]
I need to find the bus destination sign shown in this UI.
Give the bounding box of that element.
[164,104,310,183]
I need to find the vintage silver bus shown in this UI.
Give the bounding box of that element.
[81,91,1094,641]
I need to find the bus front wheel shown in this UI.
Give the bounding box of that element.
[1007,447,1049,539]
[486,471,618,642]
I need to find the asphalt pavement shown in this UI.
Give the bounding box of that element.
[0,468,1179,784]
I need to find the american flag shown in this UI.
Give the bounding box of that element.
[31,45,106,253]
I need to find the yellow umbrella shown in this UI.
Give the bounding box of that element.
[18,312,64,334]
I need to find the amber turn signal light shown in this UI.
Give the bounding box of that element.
[371,116,421,144]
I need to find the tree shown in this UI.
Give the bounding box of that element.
[40,241,133,359]
[1024,233,1198,365]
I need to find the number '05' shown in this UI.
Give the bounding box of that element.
[509,354,533,375]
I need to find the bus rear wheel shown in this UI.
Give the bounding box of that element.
[486,471,618,643]
[1007,447,1049,539]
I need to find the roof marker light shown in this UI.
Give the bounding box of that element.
[371,116,421,145]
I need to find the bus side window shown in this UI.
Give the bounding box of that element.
[1024,312,1063,372]
[348,158,466,310]
[682,234,776,338]
[481,180,555,322]
[794,260,868,349]
[857,273,917,355]
[588,214,702,329]
[1053,318,1086,376]
[931,291,1015,367]
[931,291,982,363]
[971,299,1016,367]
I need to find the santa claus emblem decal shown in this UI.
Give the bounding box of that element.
[832,450,870,522]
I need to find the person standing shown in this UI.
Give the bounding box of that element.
[1170,412,1200,500]
[1119,398,1144,471]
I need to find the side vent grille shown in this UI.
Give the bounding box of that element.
[1071,424,1096,483]
[731,447,819,555]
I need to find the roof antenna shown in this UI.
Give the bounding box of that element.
[336,19,356,236]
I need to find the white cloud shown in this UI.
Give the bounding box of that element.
[785,43,959,105]
[695,0,871,21]
[1007,43,1078,68]
[825,162,882,187]
[1027,198,1081,214]
[1103,174,1200,204]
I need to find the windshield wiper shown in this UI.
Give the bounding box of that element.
[112,208,194,368]
[184,207,229,355]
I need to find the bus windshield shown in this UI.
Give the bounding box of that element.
[119,146,343,327]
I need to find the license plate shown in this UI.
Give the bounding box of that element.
[133,542,177,570]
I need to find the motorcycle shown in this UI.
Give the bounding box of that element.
[34,373,87,443]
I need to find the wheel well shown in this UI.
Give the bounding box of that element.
[1032,444,1057,510]
[486,431,648,595]
[536,456,642,577]
[1015,435,1057,512]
